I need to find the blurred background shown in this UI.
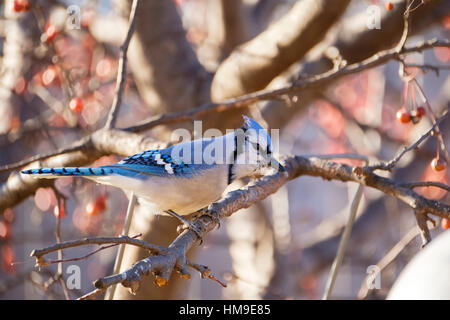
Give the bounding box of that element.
[0,0,449,300]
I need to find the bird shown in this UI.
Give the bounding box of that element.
[21,116,285,238]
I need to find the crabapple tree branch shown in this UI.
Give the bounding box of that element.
[125,39,450,133]
[0,38,448,215]
[45,150,449,297]
[211,0,352,101]
[30,235,167,266]
[104,0,141,129]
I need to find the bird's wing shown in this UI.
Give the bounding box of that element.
[108,148,197,178]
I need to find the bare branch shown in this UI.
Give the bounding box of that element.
[0,129,163,214]
[357,226,420,300]
[73,153,450,296]
[104,0,141,129]
[211,0,352,101]
[400,181,450,192]
[30,235,167,267]
[0,140,89,173]
[369,111,448,171]
[126,39,450,133]
[36,234,143,266]
[187,261,227,288]
[404,63,450,76]
[77,289,105,300]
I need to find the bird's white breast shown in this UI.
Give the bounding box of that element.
[94,165,229,215]
[143,165,229,214]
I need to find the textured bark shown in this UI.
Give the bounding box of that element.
[117,0,212,116]
[68,152,450,297]
[2,0,449,300]
[210,0,351,101]
[113,208,191,299]
[219,0,249,56]
[0,129,163,214]
[261,0,450,130]
[0,2,32,134]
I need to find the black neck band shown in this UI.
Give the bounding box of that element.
[227,135,238,185]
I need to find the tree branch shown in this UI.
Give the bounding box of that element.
[104,0,141,129]
[49,151,449,297]
[211,0,352,101]
[31,235,167,267]
[369,111,448,171]
[400,181,450,192]
[126,39,449,133]
[0,39,447,215]
[0,129,163,214]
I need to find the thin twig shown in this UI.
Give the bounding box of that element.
[187,261,227,288]
[52,187,70,300]
[105,193,137,300]
[410,78,450,164]
[322,183,364,300]
[30,235,166,266]
[104,0,141,129]
[29,152,450,297]
[0,141,88,173]
[40,234,143,265]
[357,226,419,299]
[0,41,447,175]
[400,181,450,192]
[77,288,106,300]
[394,0,412,53]
[313,155,369,300]
[404,63,450,76]
[124,39,450,133]
[369,111,448,171]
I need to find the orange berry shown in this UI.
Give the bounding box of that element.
[431,157,447,172]
[69,97,83,113]
[53,203,66,219]
[13,0,24,12]
[0,221,10,239]
[2,244,15,273]
[42,66,58,87]
[442,218,450,230]
[385,1,393,10]
[95,195,107,212]
[416,106,426,117]
[86,195,107,216]
[14,0,31,11]
[22,0,31,11]
[45,25,58,43]
[13,0,30,12]
[86,201,98,216]
[396,109,411,124]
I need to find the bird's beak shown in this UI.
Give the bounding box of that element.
[270,157,286,172]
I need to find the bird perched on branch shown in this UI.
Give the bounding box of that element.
[21,116,284,238]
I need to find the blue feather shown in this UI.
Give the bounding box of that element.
[21,147,200,179]
[21,167,114,176]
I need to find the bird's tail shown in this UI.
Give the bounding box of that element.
[21,167,116,179]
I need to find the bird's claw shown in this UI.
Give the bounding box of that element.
[200,210,221,229]
[177,222,204,245]
[167,210,204,244]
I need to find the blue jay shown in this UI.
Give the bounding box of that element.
[21,116,284,237]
